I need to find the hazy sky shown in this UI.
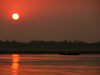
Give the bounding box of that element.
[0,0,100,42]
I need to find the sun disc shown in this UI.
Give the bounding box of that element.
[12,13,19,20]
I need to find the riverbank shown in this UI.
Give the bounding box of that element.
[0,49,100,54]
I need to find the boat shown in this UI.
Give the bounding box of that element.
[59,50,80,55]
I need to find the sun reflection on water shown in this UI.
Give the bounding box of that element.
[11,54,20,75]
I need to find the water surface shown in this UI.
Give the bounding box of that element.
[0,54,100,75]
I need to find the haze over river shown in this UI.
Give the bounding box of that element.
[0,54,100,75]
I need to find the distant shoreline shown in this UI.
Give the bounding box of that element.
[0,40,100,54]
[0,50,100,54]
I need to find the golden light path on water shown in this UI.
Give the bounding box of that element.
[6,54,100,75]
[11,54,20,75]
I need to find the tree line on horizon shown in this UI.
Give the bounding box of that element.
[0,40,100,50]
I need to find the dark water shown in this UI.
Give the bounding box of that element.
[0,54,100,75]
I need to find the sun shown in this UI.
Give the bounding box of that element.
[12,13,19,20]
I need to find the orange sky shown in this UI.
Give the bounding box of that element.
[0,0,100,42]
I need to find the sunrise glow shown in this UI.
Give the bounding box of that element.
[12,13,19,20]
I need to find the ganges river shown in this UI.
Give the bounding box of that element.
[0,54,100,75]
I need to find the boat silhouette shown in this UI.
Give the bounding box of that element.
[59,50,80,55]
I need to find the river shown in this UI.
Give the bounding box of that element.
[0,54,100,75]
